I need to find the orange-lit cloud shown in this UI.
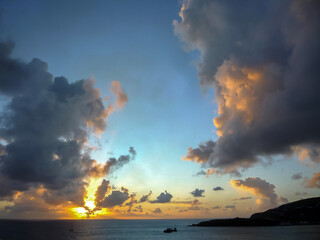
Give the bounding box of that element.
[213,61,280,137]
[206,168,215,177]
[305,171,320,189]
[176,0,320,175]
[230,177,281,209]
[182,140,215,164]
[108,81,128,111]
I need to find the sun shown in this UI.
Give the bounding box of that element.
[72,207,87,218]
[85,200,96,210]
[71,177,107,218]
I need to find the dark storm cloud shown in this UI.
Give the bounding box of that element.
[150,191,173,203]
[95,179,111,205]
[291,173,302,180]
[2,188,63,219]
[183,140,215,164]
[42,181,86,206]
[98,187,130,208]
[0,41,130,209]
[176,0,320,174]
[0,174,30,200]
[88,147,136,178]
[213,186,224,191]
[190,188,205,197]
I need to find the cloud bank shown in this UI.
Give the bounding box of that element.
[175,0,320,174]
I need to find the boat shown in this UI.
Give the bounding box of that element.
[163,228,173,233]
[172,227,177,232]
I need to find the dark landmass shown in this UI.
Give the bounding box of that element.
[193,218,279,227]
[192,197,320,227]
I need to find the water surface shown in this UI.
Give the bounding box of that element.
[0,219,319,240]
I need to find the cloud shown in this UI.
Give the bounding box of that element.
[0,41,131,214]
[233,197,252,201]
[153,208,162,214]
[280,197,288,203]
[178,209,188,212]
[2,189,61,219]
[42,182,86,206]
[190,188,205,197]
[88,147,136,178]
[110,81,128,110]
[176,0,320,174]
[0,187,74,219]
[304,171,320,188]
[140,191,152,203]
[206,168,215,177]
[193,199,200,204]
[225,205,236,210]
[291,173,303,180]
[183,140,215,164]
[188,206,200,211]
[213,186,224,191]
[176,199,202,212]
[125,193,138,213]
[94,179,111,205]
[194,170,206,176]
[0,41,108,199]
[212,206,220,209]
[230,177,280,209]
[98,187,130,208]
[150,191,173,203]
[134,205,143,213]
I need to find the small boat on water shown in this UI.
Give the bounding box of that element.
[163,227,177,233]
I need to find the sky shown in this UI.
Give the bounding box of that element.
[0,0,319,219]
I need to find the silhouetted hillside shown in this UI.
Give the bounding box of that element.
[250,197,320,225]
[192,197,320,227]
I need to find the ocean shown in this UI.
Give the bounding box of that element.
[0,219,319,240]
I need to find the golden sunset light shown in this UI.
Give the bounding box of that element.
[0,0,319,239]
